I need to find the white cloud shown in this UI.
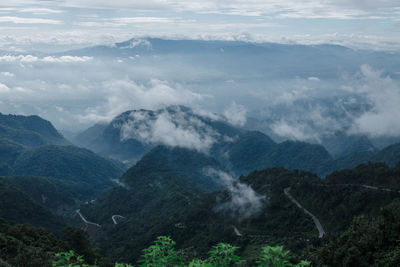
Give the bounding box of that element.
[205,168,265,219]
[271,120,312,142]
[41,56,93,63]
[120,107,220,152]
[0,55,92,63]
[0,83,10,93]
[19,8,64,14]
[53,0,400,19]
[308,76,320,82]
[112,17,175,24]
[223,101,247,126]
[1,72,14,77]
[0,16,62,24]
[77,79,203,124]
[349,65,400,137]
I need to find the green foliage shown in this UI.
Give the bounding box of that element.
[309,200,400,266]
[257,245,291,267]
[256,245,310,267]
[115,263,134,267]
[52,251,96,267]
[0,218,64,267]
[138,236,184,267]
[51,237,311,267]
[206,243,244,266]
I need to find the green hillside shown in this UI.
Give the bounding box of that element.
[0,181,65,232]
[11,145,124,190]
[0,113,68,147]
[0,176,97,214]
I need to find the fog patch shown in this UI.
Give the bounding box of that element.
[205,168,265,219]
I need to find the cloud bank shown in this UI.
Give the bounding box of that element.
[350,65,400,138]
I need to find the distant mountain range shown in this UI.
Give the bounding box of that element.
[66,38,400,79]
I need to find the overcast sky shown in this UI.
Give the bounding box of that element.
[0,0,400,51]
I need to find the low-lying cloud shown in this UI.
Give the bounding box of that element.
[120,107,220,152]
[205,168,265,219]
[78,79,204,125]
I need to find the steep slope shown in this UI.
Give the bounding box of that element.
[290,162,400,235]
[0,113,68,147]
[73,123,107,148]
[0,181,65,232]
[0,113,71,174]
[373,142,400,167]
[0,218,111,267]
[120,145,223,191]
[75,106,243,163]
[212,131,276,175]
[0,175,97,214]
[261,140,333,176]
[79,146,227,262]
[11,145,124,190]
[0,138,25,175]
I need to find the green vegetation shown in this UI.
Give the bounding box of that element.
[0,113,68,148]
[11,145,124,190]
[0,181,65,232]
[0,175,97,214]
[0,218,110,267]
[308,200,400,266]
[52,236,309,267]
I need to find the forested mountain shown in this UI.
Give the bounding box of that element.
[0,181,65,232]
[0,113,69,147]
[11,145,124,190]
[0,176,97,215]
[0,113,125,191]
[75,105,400,177]
[0,218,111,267]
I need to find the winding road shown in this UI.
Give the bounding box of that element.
[284,187,325,238]
[112,215,125,225]
[233,226,242,236]
[76,209,101,229]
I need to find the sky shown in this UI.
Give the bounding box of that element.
[0,0,400,52]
